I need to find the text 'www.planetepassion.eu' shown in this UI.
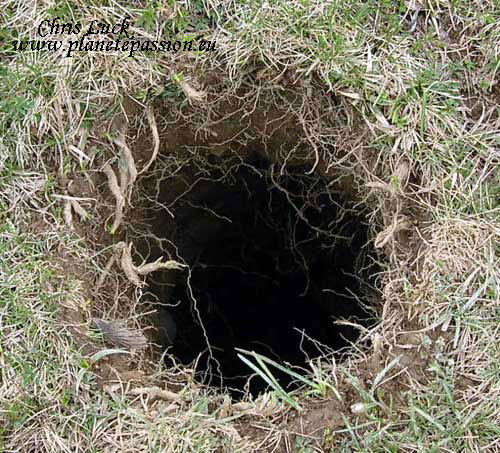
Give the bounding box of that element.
[12,17,217,58]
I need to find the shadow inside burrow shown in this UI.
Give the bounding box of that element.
[140,152,378,398]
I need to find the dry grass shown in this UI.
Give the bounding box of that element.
[1,0,499,451]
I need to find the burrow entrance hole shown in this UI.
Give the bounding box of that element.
[136,149,379,398]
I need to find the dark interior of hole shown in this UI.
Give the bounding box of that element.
[146,154,377,398]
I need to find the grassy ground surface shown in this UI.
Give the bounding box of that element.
[1,0,499,451]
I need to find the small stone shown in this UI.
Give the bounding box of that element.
[350,402,366,414]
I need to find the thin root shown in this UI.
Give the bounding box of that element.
[136,258,187,275]
[120,242,142,286]
[128,386,181,402]
[70,199,89,220]
[141,106,160,174]
[114,132,137,195]
[375,216,412,248]
[63,198,73,229]
[103,163,125,234]
[178,79,207,103]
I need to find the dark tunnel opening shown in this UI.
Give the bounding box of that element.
[143,153,378,398]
